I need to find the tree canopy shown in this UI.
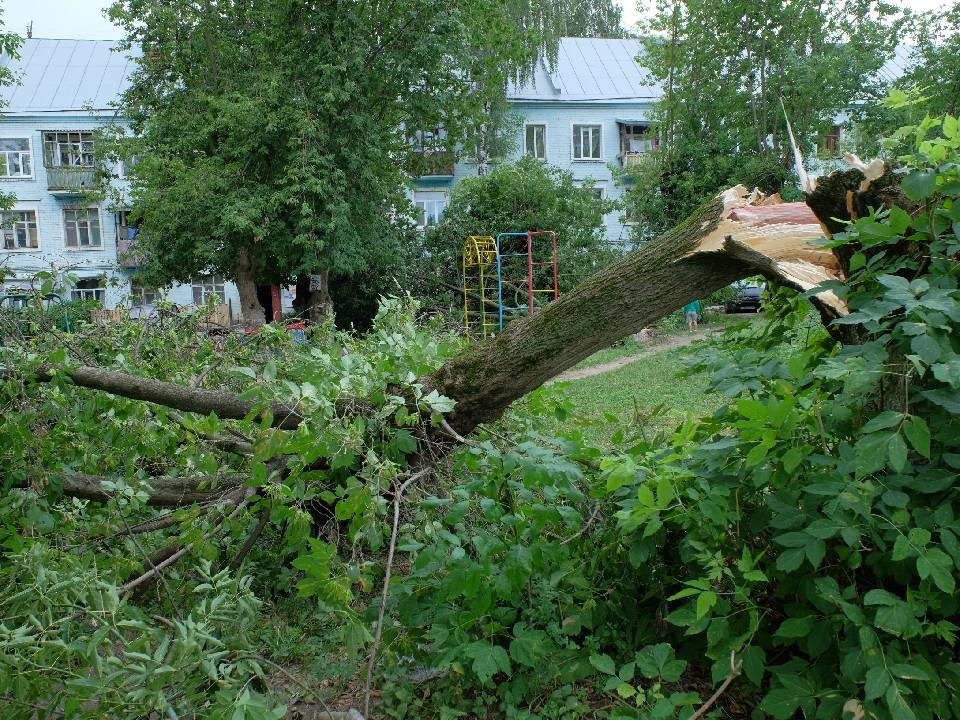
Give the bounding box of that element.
[622,0,898,239]
[109,0,529,323]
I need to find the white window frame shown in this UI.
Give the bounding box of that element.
[130,281,159,308]
[571,122,603,161]
[524,122,547,161]
[0,136,34,179]
[415,195,447,229]
[1,204,41,252]
[42,130,96,168]
[63,206,103,250]
[70,278,106,303]
[191,275,226,305]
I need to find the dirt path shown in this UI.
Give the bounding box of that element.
[552,328,717,382]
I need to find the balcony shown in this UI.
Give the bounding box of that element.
[45,166,97,195]
[410,150,455,178]
[116,231,140,268]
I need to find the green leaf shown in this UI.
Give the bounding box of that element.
[509,625,548,668]
[888,433,909,472]
[888,663,931,681]
[875,604,922,639]
[862,411,903,433]
[776,548,805,572]
[864,589,901,606]
[760,688,800,719]
[903,416,931,458]
[886,684,917,720]
[635,643,686,682]
[911,334,941,364]
[589,653,616,675]
[775,616,815,639]
[695,591,718,619]
[901,169,936,200]
[865,666,891,700]
[464,642,510,684]
[741,646,766,686]
[782,447,804,473]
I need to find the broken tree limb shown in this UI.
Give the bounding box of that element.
[423,184,845,435]
[16,473,245,507]
[10,365,304,429]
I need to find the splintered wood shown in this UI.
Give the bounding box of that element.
[690,184,848,316]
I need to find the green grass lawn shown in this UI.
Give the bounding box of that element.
[569,311,745,371]
[524,342,727,447]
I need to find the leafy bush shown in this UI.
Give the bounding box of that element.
[421,155,623,310]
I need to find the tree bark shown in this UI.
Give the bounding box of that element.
[234,248,266,327]
[307,268,332,323]
[11,365,304,429]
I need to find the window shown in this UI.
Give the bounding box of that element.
[416,198,446,228]
[583,186,604,200]
[620,124,658,158]
[822,125,842,155]
[413,127,447,152]
[42,131,95,167]
[192,275,226,305]
[71,278,105,303]
[572,124,602,160]
[130,281,158,307]
[525,124,546,160]
[0,138,32,177]
[63,207,102,248]
[1,210,38,250]
[115,210,138,243]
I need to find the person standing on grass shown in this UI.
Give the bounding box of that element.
[683,299,702,331]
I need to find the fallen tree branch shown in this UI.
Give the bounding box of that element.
[688,651,743,720]
[228,504,271,571]
[120,490,253,596]
[10,365,304,429]
[364,469,429,718]
[15,473,245,507]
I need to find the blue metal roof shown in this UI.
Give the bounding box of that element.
[508,38,663,103]
[0,38,136,114]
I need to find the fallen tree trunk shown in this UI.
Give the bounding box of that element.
[425,185,845,435]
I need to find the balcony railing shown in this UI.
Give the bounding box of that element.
[621,152,649,167]
[116,232,140,268]
[45,166,97,194]
[410,150,455,177]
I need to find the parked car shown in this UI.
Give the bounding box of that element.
[725,284,763,313]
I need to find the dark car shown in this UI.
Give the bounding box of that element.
[725,284,763,313]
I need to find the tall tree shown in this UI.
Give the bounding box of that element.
[623,0,897,238]
[897,1,960,117]
[108,0,529,325]
[0,7,21,220]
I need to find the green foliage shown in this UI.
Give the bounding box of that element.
[103,0,528,300]
[367,118,960,719]
[422,156,621,308]
[6,112,960,719]
[624,0,896,238]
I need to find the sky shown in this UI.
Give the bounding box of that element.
[0,0,949,40]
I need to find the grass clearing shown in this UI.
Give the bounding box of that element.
[569,311,749,371]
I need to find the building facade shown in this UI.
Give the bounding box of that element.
[0,39,242,316]
[412,38,664,245]
[1,37,663,313]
